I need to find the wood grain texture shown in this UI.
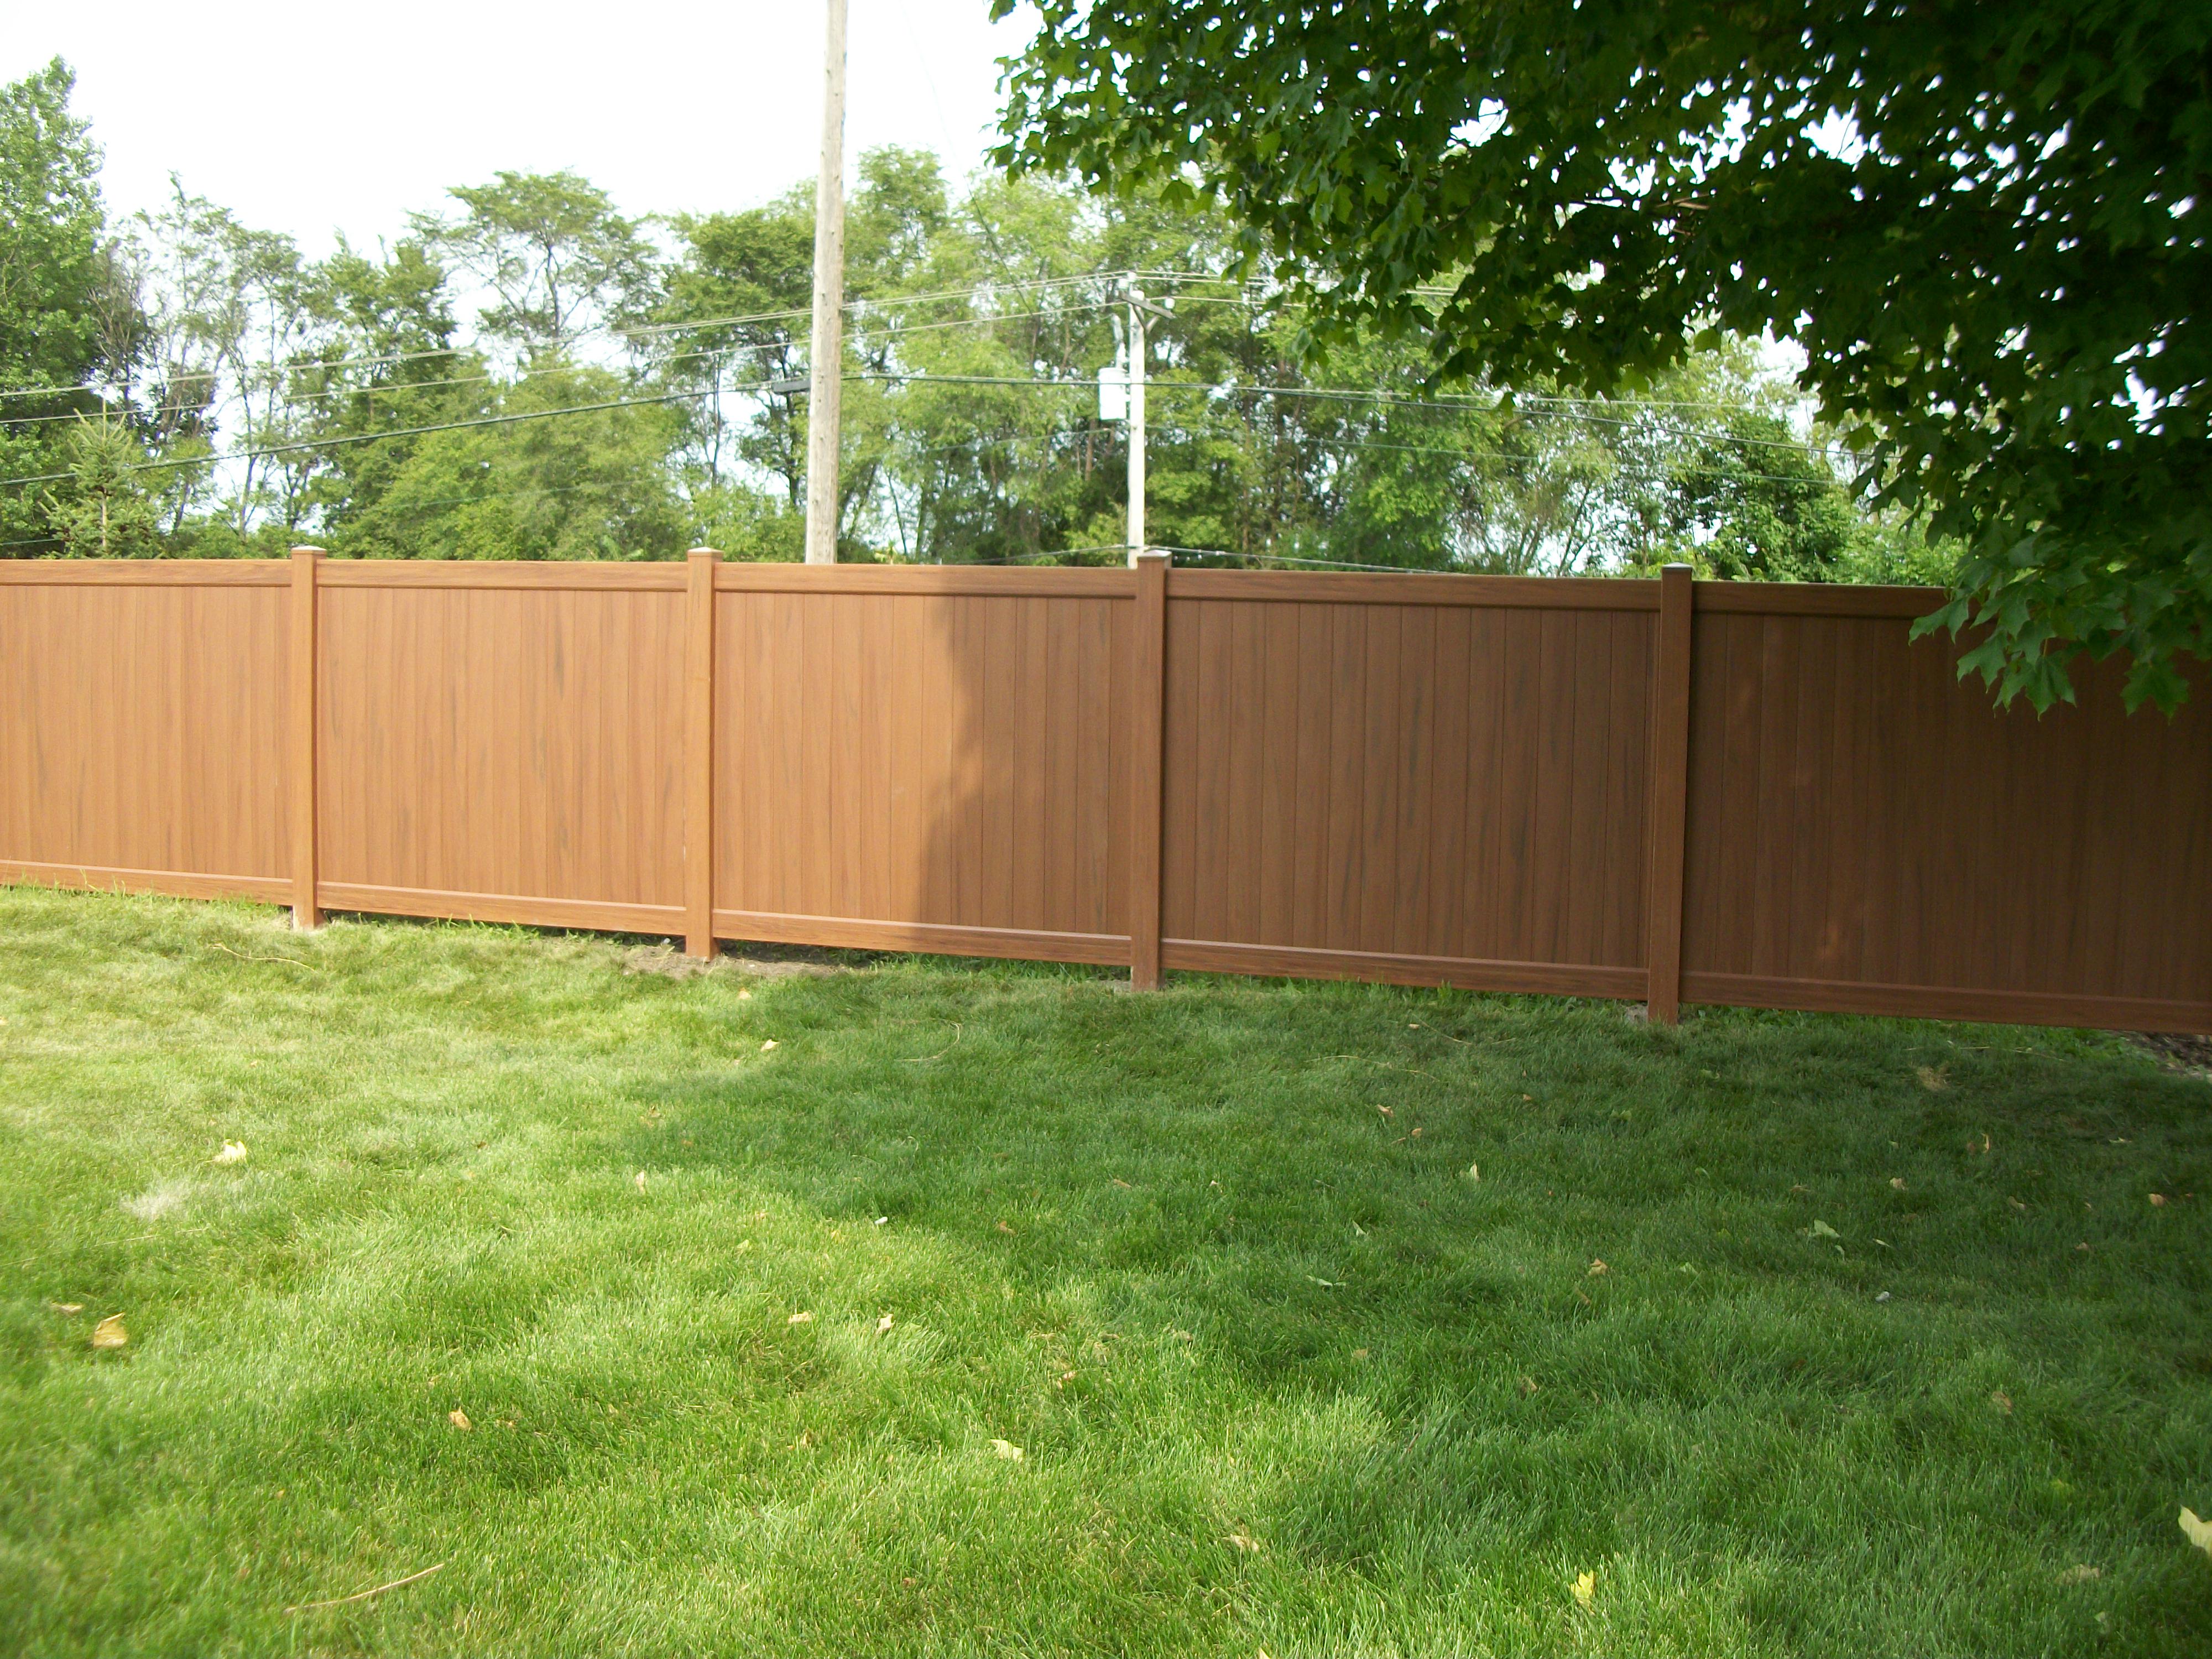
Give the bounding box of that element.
[713,909,1128,964]
[316,581,686,908]
[0,560,287,587]
[1679,613,2212,1016]
[1160,938,1647,998]
[289,550,321,928]
[717,564,1133,598]
[0,860,290,904]
[1167,569,1660,608]
[682,550,718,956]
[713,586,1132,941]
[1128,553,1168,987]
[0,578,290,883]
[1161,596,1653,968]
[1644,565,1693,1020]
[319,561,686,591]
[6,559,2205,1035]
[1693,581,1948,617]
[317,883,680,935]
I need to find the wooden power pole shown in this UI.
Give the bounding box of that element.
[804,0,849,565]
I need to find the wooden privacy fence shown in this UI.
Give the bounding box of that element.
[2,551,2206,1032]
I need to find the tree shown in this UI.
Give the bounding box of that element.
[301,234,487,540]
[658,192,816,512]
[413,171,656,361]
[337,362,685,562]
[41,415,159,556]
[0,58,128,552]
[997,1,2212,709]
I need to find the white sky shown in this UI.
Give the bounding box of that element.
[0,0,1033,255]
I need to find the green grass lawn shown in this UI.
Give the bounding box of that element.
[1,885,2208,1656]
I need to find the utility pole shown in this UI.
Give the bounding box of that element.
[804,0,848,565]
[1125,285,1146,566]
[1107,281,1170,565]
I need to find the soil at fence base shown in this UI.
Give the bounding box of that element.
[621,942,853,982]
[2132,1031,2212,1076]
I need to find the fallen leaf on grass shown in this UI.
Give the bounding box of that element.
[876,1314,894,1335]
[760,1039,778,1052]
[1991,1391,2013,1415]
[1889,1177,1907,1191]
[1227,1532,1261,1553]
[213,1140,247,1165]
[634,1172,648,1193]
[2058,1564,2101,1584]
[448,1409,472,1431]
[997,1220,1015,1234]
[2150,1193,2168,1207]
[2182,1508,2212,1561]
[1375,1104,1394,1119]
[787,1311,813,1325]
[1519,1376,1540,1396]
[1572,1570,1596,1608]
[1465,1162,1480,1181]
[90,1314,127,1349]
[1111,1178,1133,1189]
[1806,1220,1840,1239]
[1587,1260,1608,1277]
[1970,1133,1991,1155]
[990,1439,1024,1460]
[1916,1065,1950,1092]
[50,1302,82,1315]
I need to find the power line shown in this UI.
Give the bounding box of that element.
[0,389,726,489]
[0,306,1105,434]
[0,275,1131,403]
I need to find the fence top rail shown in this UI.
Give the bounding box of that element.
[0,556,1952,617]
[317,561,686,592]
[0,560,289,588]
[1167,568,1662,609]
[1695,581,1948,618]
[714,564,1136,598]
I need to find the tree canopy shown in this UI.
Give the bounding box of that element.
[996,0,2212,708]
[0,60,1930,585]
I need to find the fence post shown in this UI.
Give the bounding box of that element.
[683,547,720,958]
[1129,551,1170,988]
[1645,563,1694,1022]
[288,546,323,931]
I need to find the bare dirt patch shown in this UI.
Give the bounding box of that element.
[621,943,848,982]
[2131,1031,2212,1078]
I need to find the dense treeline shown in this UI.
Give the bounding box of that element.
[0,60,1936,577]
